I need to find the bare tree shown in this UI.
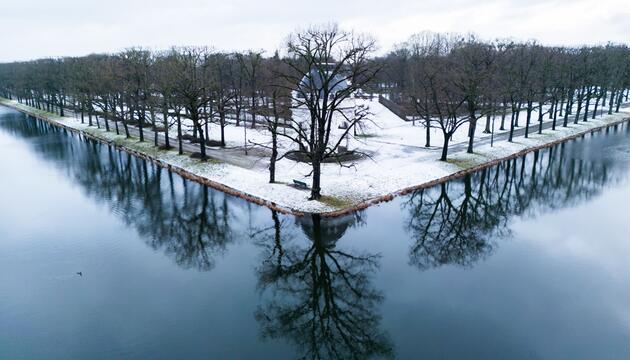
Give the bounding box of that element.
[208,52,237,147]
[257,52,292,183]
[403,32,461,148]
[120,48,152,142]
[170,47,213,160]
[279,24,380,200]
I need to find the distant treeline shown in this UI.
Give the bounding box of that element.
[0,26,629,197]
[377,32,630,159]
[0,47,293,154]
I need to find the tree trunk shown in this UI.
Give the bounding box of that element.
[88,101,93,126]
[151,107,158,146]
[466,117,476,154]
[509,105,516,142]
[484,111,491,134]
[583,86,592,121]
[500,101,507,130]
[103,100,110,132]
[601,89,608,118]
[236,104,241,127]
[552,100,558,130]
[94,106,100,129]
[310,156,322,200]
[440,133,450,161]
[204,105,210,142]
[197,121,207,159]
[112,97,120,135]
[192,112,198,138]
[137,100,145,142]
[574,87,584,124]
[220,110,226,147]
[162,102,170,149]
[537,100,543,134]
[592,92,601,119]
[176,113,183,155]
[251,93,257,129]
[191,107,206,159]
[269,132,277,183]
[121,97,130,138]
[59,95,65,117]
[525,100,532,138]
[608,89,616,115]
[425,119,431,147]
[563,93,571,127]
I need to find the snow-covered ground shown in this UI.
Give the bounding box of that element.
[2,97,628,215]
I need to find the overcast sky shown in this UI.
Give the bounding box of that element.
[1,0,628,62]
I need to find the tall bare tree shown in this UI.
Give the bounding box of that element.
[279,24,380,200]
[170,47,213,159]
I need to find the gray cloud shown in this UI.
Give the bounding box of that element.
[0,0,627,62]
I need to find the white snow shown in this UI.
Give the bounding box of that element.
[2,96,628,214]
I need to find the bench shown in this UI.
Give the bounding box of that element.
[292,179,309,190]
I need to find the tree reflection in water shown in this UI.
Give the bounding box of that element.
[253,212,394,360]
[79,145,240,271]
[0,115,241,271]
[4,112,630,358]
[404,123,630,271]
[2,115,393,359]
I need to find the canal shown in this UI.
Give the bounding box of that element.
[1,105,630,359]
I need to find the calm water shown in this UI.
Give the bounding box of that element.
[1,105,630,359]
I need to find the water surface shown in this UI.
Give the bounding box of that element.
[1,106,630,359]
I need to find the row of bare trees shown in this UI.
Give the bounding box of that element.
[1,27,629,197]
[379,32,630,160]
[0,25,378,200]
[0,48,289,156]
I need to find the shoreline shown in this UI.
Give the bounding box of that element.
[2,99,628,217]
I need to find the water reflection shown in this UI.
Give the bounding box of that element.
[3,111,630,358]
[7,115,627,276]
[404,123,630,271]
[253,213,394,359]
[0,115,241,271]
[1,113,393,359]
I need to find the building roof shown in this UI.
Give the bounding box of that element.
[297,68,349,99]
